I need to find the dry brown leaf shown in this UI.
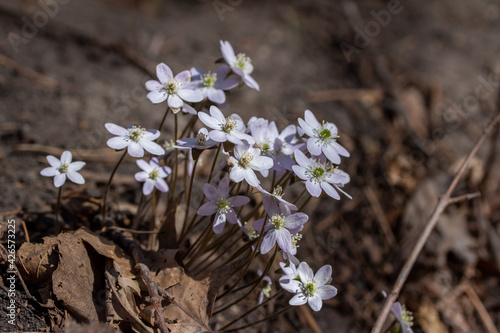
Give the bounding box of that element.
[52,232,99,322]
[161,266,212,333]
[16,236,59,286]
[417,301,448,333]
[104,260,153,333]
[64,318,122,333]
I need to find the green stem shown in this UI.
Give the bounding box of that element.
[148,190,157,250]
[101,150,127,226]
[208,143,222,183]
[298,194,313,212]
[169,113,179,201]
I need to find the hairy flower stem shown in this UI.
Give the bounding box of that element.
[293,188,308,205]
[221,305,293,332]
[54,186,62,234]
[182,218,213,261]
[215,248,278,314]
[208,143,222,183]
[179,157,199,242]
[298,194,313,212]
[169,113,179,202]
[157,107,170,131]
[185,225,214,269]
[148,190,157,250]
[218,290,284,331]
[210,238,257,272]
[215,217,269,300]
[192,229,242,274]
[131,193,145,229]
[101,150,127,227]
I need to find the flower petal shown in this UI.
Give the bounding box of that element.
[197,202,218,216]
[143,180,155,196]
[147,91,167,104]
[289,293,307,306]
[321,182,340,200]
[107,137,129,150]
[167,94,184,109]
[304,110,320,128]
[212,213,226,234]
[140,140,165,156]
[54,173,66,187]
[306,180,322,197]
[155,178,169,193]
[105,123,128,136]
[60,151,72,164]
[260,230,277,254]
[156,63,173,83]
[135,171,149,182]
[317,285,337,300]
[275,229,293,253]
[298,262,313,282]
[314,265,332,286]
[177,88,204,103]
[40,167,57,177]
[46,155,60,168]
[199,113,222,130]
[69,161,85,172]
[308,294,323,311]
[145,80,163,92]
[67,171,85,184]
[322,144,341,164]
[294,150,310,168]
[207,88,226,104]
[203,183,219,202]
[307,138,322,156]
[128,142,144,157]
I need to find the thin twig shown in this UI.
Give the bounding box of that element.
[371,109,500,333]
[464,284,499,333]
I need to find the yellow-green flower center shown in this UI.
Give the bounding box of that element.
[262,284,271,298]
[271,214,285,229]
[128,126,145,142]
[202,72,217,87]
[302,282,316,297]
[239,152,254,169]
[235,53,251,70]
[217,198,231,214]
[197,132,208,145]
[401,305,414,327]
[260,142,271,154]
[222,117,237,133]
[164,79,181,94]
[272,185,284,198]
[312,167,325,178]
[149,168,160,180]
[58,162,69,174]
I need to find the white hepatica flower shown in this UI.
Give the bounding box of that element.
[292,150,347,199]
[40,151,85,188]
[105,123,165,158]
[298,110,349,164]
[228,144,273,187]
[220,40,260,91]
[134,158,171,196]
[280,262,337,312]
[176,128,217,150]
[145,63,203,111]
[189,66,239,104]
[198,106,254,145]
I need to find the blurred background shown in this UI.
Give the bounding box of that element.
[1,0,500,332]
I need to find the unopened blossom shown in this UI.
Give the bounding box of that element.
[105,123,165,158]
[40,151,85,188]
[228,144,273,187]
[220,40,259,91]
[134,158,171,195]
[197,177,250,234]
[145,63,203,111]
[176,128,217,150]
[298,110,349,164]
[280,262,337,312]
[198,106,254,145]
[253,197,308,254]
[292,150,347,199]
[189,66,239,104]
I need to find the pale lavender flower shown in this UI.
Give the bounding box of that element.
[189,66,239,104]
[198,106,255,145]
[197,177,250,234]
[176,128,217,150]
[273,124,303,172]
[145,63,203,111]
[253,197,308,254]
[134,158,171,196]
[280,262,337,312]
[298,110,349,164]
[40,151,85,188]
[105,123,165,158]
[391,302,414,333]
[220,40,260,91]
[292,150,347,199]
[228,144,273,187]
